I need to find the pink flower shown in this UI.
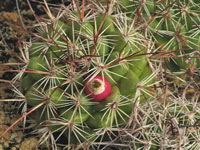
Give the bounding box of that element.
[84,75,111,101]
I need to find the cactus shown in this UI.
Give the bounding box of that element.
[1,0,200,149]
[11,1,153,149]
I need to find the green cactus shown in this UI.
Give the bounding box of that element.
[3,0,200,149]
[18,1,151,147]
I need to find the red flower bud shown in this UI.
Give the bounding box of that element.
[84,75,111,101]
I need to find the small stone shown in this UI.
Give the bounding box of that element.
[1,12,19,23]
[0,144,4,150]
[0,125,11,147]
[13,131,23,144]
[20,137,38,150]
[11,147,17,150]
